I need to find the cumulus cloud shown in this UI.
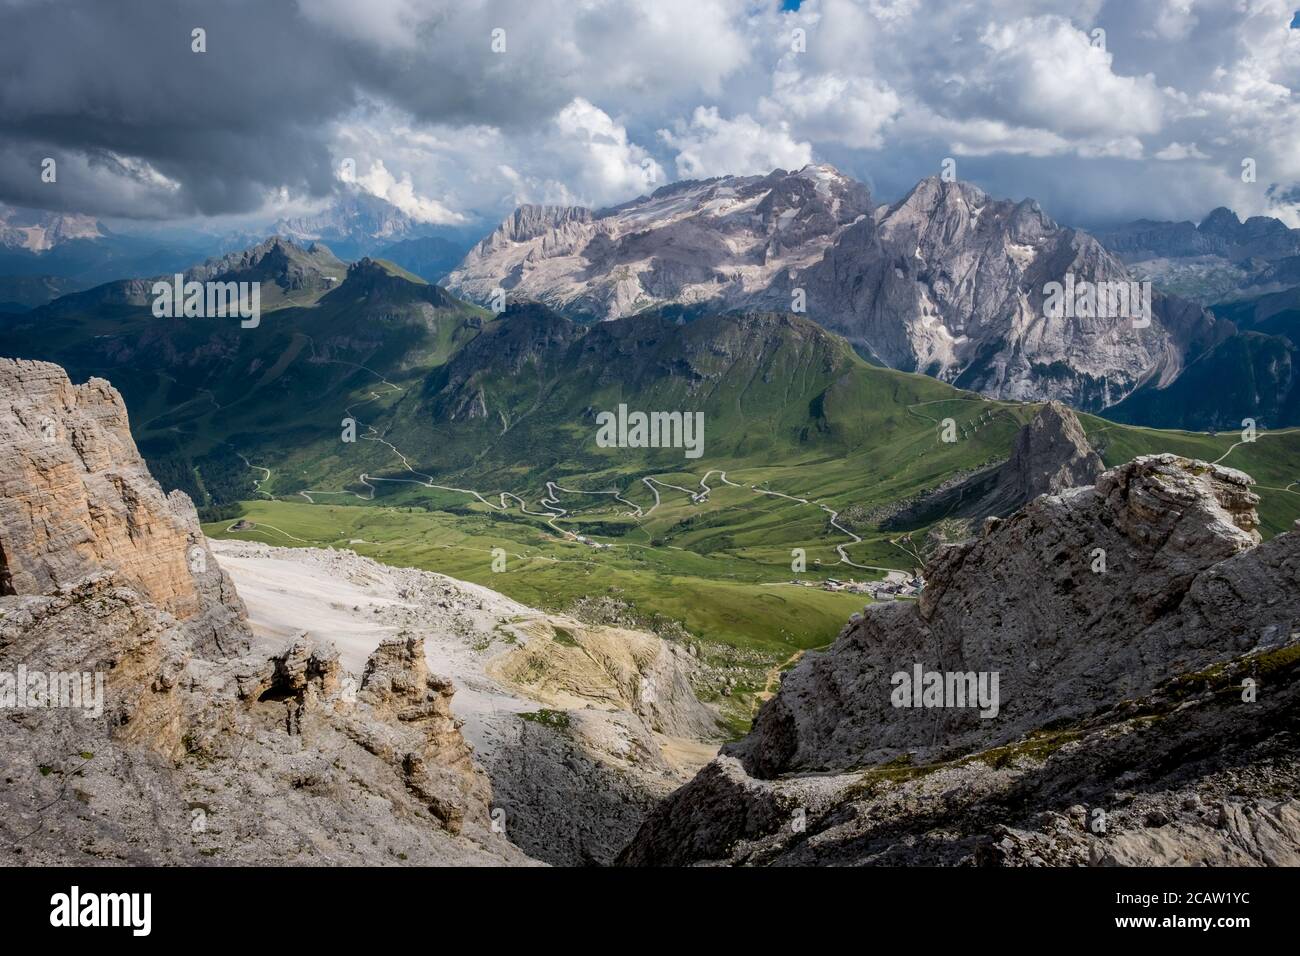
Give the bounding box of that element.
[351,159,464,224]
[332,97,663,215]
[659,107,813,180]
[759,67,901,150]
[969,17,1166,141]
[552,99,665,203]
[1154,142,1210,161]
[0,0,1297,230]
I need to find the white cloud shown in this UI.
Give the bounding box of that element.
[759,67,901,150]
[331,97,666,217]
[1154,141,1210,161]
[659,107,813,180]
[296,0,751,111]
[284,0,1300,228]
[1150,0,1198,41]
[918,116,1071,158]
[552,99,664,202]
[10,0,1299,230]
[353,159,465,224]
[972,16,1166,140]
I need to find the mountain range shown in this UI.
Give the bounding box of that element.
[448,166,1237,415]
[1089,209,1300,431]
[261,188,481,270]
[0,203,105,252]
[0,190,478,310]
[5,166,1300,438]
[3,182,1300,870]
[4,352,1296,868]
[620,453,1300,866]
[0,203,214,303]
[3,229,1299,547]
[1097,206,1300,304]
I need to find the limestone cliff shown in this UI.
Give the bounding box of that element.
[447,167,1224,409]
[0,358,246,656]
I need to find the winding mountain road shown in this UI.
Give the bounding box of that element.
[236,367,910,574]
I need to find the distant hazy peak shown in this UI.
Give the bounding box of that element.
[0,203,106,252]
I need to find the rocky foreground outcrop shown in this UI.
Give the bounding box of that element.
[0,360,530,864]
[0,359,246,656]
[208,537,722,866]
[482,617,720,864]
[619,454,1300,865]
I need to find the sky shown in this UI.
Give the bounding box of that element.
[1,0,1298,232]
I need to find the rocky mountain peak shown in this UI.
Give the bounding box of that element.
[184,234,346,296]
[1200,206,1243,235]
[329,257,460,314]
[0,203,106,252]
[447,168,1204,410]
[884,401,1105,529]
[1197,204,1300,252]
[346,255,401,280]
[0,358,248,655]
[272,188,427,245]
[1004,401,1105,503]
[892,175,987,214]
[186,234,292,275]
[499,204,593,244]
[746,453,1271,776]
[1101,205,1300,266]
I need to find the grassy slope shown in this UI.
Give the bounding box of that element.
[7,267,1297,716]
[204,499,868,659]
[202,316,1031,720]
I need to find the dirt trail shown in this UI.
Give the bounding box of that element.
[757,649,807,707]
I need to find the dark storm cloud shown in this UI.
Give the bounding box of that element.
[0,0,747,219]
[0,0,360,216]
[0,0,1296,228]
[0,0,600,218]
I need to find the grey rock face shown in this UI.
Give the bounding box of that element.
[447,165,870,321]
[1096,207,1300,316]
[0,580,531,864]
[183,235,345,294]
[1003,402,1106,502]
[497,204,593,244]
[482,710,685,866]
[886,401,1104,527]
[1099,207,1300,266]
[0,203,104,252]
[738,455,1269,777]
[448,167,1219,409]
[619,455,1300,866]
[620,639,1300,866]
